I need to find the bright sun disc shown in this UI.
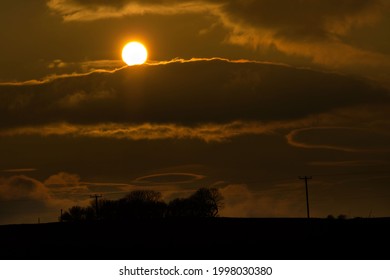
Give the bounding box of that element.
[122,42,148,66]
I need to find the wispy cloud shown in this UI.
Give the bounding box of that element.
[0,66,124,86]
[309,160,388,167]
[1,168,37,173]
[0,121,278,142]
[286,127,390,152]
[133,172,205,185]
[47,0,221,21]
[48,59,125,72]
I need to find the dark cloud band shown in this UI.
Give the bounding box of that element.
[0,59,387,131]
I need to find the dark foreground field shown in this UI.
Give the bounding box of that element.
[0,218,389,259]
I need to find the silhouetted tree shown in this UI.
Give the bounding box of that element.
[84,206,96,220]
[337,214,347,220]
[62,206,94,222]
[117,190,167,219]
[123,190,162,202]
[68,206,85,221]
[61,211,72,222]
[189,187,224,217]
[61,188,223,222]
[167,187,224,217]
[167,198,195,217]
[98,199,119,221]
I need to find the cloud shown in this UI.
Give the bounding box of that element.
[48,59,125,73]
[45,172,82,187]
[219,184,304,217]
[44,172,104,201]
[1,168,37,173]
[0,172,102,205]
[217,0,390,78]
[0,66,122,86]
[0,174,77,224]
[44,172,186,201]
[223,0,383,35]
[286,127,390,152]
[2,114,384,143]
[0,121,284,142]
[1,59,389,150]
[0,175,51,201]
[0,171,139,224]
[0,59,387,133]
[133,173,205,185]
[46,0,390,70]
[48,59,68,69]
[47,0,220,21]
[309,160,388,167]
[48,0,385,31]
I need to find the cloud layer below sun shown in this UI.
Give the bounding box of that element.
[1,58,389,152]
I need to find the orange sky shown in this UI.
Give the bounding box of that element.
[0,0,389,224]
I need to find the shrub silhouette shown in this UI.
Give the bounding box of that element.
[189,187,224,217]
[62,205,95,222]
[117,190,167,219]
[337,214,348,220]
[98,199,120,221]
[167,198,195,217]
[167,187,224,217]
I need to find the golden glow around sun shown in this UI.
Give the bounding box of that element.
[122,42,148,66]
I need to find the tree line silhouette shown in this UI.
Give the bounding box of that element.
[61,187,224,222]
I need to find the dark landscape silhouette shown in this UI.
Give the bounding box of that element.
[0,187,389,260]
[61,187,223,222]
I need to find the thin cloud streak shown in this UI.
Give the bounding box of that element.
[0,121,279,142]
[133,173,205,185]
[0,57,242,86]
[308,160,388,167]
[1,168,37,173]
[0,66,126,86]
[286,126,390,152]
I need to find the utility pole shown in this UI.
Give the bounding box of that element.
[90,194,103,219]
[60,209,63,222]
[299,176,312,219]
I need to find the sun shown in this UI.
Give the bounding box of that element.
[122,42,148,66]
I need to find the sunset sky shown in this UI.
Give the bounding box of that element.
[1,0,390,225]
